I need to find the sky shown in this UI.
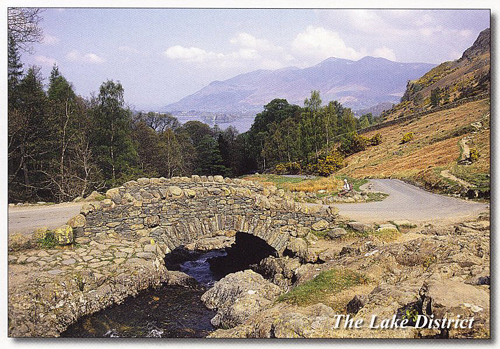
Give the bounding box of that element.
[17,8,490,110]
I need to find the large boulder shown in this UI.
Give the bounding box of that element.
[286,237,308,260]
[419,279,489,337]
[201,270,282,328]
[67,214,86,228]
[84,190,104,202]
[53,225,74,245]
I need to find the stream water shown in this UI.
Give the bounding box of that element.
[61,250,227,338]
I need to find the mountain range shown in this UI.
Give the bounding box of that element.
[163,56,436,114]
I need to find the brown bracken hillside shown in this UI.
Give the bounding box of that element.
[338,29,491,198]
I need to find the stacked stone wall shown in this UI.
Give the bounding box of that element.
[79,175,338,256]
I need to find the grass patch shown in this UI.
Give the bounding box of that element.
[38,231,58,249]
[338,223,369,239]
[242,174,306,189]
[373,228,401,242]
[285,176,342,193]
[428,124,475,146]
[277,268,369,307]
[366,192,389,202]
[451,165,490,190]
[242,174,344,193]
[310,229,330,239]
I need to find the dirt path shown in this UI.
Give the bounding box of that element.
[334,179,488,224]
[460,137,471,161]
[438,137,473,187]
[440,169,472,188]
[8,202,86,235]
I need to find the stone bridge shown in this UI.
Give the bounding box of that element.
[77,175,339,258]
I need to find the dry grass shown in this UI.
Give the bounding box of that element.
[338,99,490,183]
[283,176,343,193]
[242,174,343,193]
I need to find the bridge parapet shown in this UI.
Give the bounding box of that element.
[76,175,339,257]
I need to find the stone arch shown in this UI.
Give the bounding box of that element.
[77,175,339,259]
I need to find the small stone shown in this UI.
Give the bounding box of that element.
[327,227,347,239]
[80,203,94,215]
[137,178,151,185]
[136,252,156,260]
[85,191,104,201]
[106,188,122,204]
[184,189,196,198]
[75,237,91,244]
[38,250,50,257]
[52,225,74,245]
[61,258,76,265]
[168,186,183,197]
[33,227,49,241]
[393,220,414,228]
[144,215,160,228]
[47,269,64,275]
[143,244,158,253]
[312,219,329,231]
[348,221,373,233]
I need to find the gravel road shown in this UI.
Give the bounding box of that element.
[334,179,489,223]
[8,202,85,235]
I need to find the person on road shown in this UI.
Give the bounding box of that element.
[339,179,352,197]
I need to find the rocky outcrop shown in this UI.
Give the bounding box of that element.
[461,28,490,61]
[208,216,490,339]
[254,256,301,290]
[201,270,282,328]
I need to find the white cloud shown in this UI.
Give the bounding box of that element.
[164,45,274,68]
[66,50,105,64]
[43,34,60,45]
[163,30,292,71]
[372,46,397,61]
[164,45,223,63]
[292,26,365,62]
[35,55,57,66]
[230,32,279,52]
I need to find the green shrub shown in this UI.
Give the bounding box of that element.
[275,161,301,175]
[469,148,480,162]
[339,132,369,155]
[38,231,58,249]
[308,151,345,176]
[401,132,414,144]
[369,133,383,145]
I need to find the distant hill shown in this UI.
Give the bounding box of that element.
[384,28,490,120]
[354,102,394,117]
[164,57,435,114]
